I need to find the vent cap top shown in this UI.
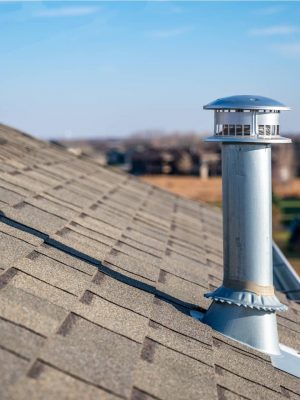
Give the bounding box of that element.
[204,95,290,111]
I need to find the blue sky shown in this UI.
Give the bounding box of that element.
[0,1,300,139]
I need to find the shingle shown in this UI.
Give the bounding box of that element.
[86,170,122,186]
[105,250,160,282]
[278,315,300,334]
[0,348,28,395]
[0,177,34,197]
[0,231,35,268]
[30,166,66,183]
[27,195,77,220]
[133,216,169,235]
[101,260,157,292]
[37,244,97,276]
[90,271,154,317]
[25,169,63,187]
[134,339,216,400]
[41,314,141,398]
[170,229,203,248]
[0,284,67,336]
[8,362,120,400]
[114,241,161,266]
[150,298,212,346]
[0,317,45,359]
[16,252,91,296]
[215,366,284,400]
[212,337,281,393]
[278,322,300,351]
[278,370,300,396]
[162,252,209,289]
[5,202,67,234]
[169,235,206,254]
[68,222,117,246]
[1,171,50,192]
[147,320,213,366]
[65,183,99,202]
[0,185,25,206]
[128,221,169,242]
[156,270,210,310]
[0,220,43,246]
[38,164,77,180]
[167,240,206,260]
[136,210,171,229]
[87,204,131,229]
[101,199,138,217]
[8,270,77,310]
[53,228,111,261]
[117,236,164,258]
[74,213,122,239]
[212,331,270,362]
[75,290,148,342]
[131,387,160,400]
[124,227,167,250]
[75,180,108,197]
[46,186,93,208]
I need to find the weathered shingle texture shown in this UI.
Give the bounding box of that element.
[0,123,299,400]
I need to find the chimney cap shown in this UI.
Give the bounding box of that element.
[203,95,290,111]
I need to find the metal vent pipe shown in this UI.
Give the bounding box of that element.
[202,95,291,355]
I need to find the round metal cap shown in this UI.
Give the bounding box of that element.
[203,95,290,111]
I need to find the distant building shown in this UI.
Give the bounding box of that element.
[106,148,126,166]
[272,142,296,184]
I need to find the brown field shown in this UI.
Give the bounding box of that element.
[141,175,300,276]
[141,176,300,204]
[142,176,223,203]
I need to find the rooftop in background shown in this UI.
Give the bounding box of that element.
[0,122,299,399]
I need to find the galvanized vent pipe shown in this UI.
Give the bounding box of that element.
[202,95,291,355]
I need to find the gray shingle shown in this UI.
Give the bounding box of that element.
[134,339,217,400]
[74,213,122,239]
[0,284,67,336]
[75,291,148,342]
[147,320,213,366]
[0,231,35,268]
[5,202,67,234]
[156,270,210,309]
[41,314,141,398]
[17,252,91,296]
[212,337,282,393]
[0,348,28,395]
[105,249,160,282]
[37,244,97,276]
[8,270,77,310]
[8,362,120,400]
[0,220,43,246]
[53,228,111,261]
[0,317,45,359]
[46,186,93,208]
[27,195,77,220]
[0,185,25,206]
[150,298,212,346]
[215,366,284,400]
[90,271,154,317]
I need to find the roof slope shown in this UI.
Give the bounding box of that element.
[0,123,299,400]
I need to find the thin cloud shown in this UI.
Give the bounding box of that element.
[276,43,300,57]
[33,6,99,19]
[254,6,285,16]
[249,25,299,37]
[149,26,193,39]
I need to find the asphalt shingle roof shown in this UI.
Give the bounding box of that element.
[0,123,299,399]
